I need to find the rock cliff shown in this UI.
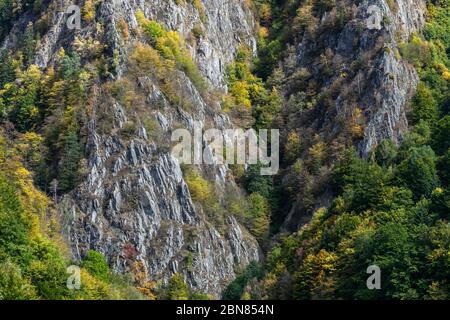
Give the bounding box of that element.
[275,0,426,228]
[1,0,260,298]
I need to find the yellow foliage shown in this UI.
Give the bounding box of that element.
[0,132,61,246]
[308,140,326,165]
[135,10,146,26]
[184,168,212,204]
[82,0,96,22]
[117,17,129,39]
[258,26,269,39]
[229,81,252,109]
[350,107,365,138]
[129,42,174,78]
[285,131,301,162]
[78,269,110,300]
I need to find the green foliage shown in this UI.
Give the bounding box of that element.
[374,139,398,168]
[333,150,389,212]
[246,193,271,239]
[244,164,274,199]
[0,132,144,300]
[167,273,189,300]
[0,64,42,132]
[137,15,206,92]
[57,131,83,192]
[438,149,450,187]
[222,262,263,300]
[225,46,281,128]
[22,22,36,66]
[396,146,439,199]
[410,82,439,125]
[0,260,36,299]
[0,50,17,88]
[82,250,110,282]
[432,115,450,154]
[142,20,165,45]
[60,53,81,80]
[0,175,32,265]
[424,0,450,49]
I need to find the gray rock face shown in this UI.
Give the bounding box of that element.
[61,71,260,297]
[356,0,426,156]
[141,0,257,87]
[5,0,256,88]
[278,0,426,229]
[1,0,260,297]
[292,0,426,156]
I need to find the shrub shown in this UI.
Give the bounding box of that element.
[82,0,96,22]
[0,260,36,300]
[184,168,212,204]
[167,273,189,300]
[82,250,110,282]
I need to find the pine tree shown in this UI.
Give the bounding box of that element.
[58,131,82,192]
[22,22,35,66]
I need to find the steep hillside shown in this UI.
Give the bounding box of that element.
[0,0,448,300]
[0,0,262,298]
[244,0,449,299]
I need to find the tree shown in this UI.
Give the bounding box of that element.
[246,193,270,239]
[58,131,82,192]
[0,50,16,88]
[338,152,388,212]
[294,250,337,299]
[433,115,450,155]
[437,148,450,187]
[0,174,31,262]
[410,82,438,125]
[245,164,273,199]
[396,146,439,199]
[374,139,398,168]
[22,22,36,66]
[59,53,81,80]
[0,64,42,132]
[167,273,189,300]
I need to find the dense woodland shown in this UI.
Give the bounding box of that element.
[0,0,449,299]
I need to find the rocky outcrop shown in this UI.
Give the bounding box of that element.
[61,72,260,297]
[141,0,257,87]
[291,0,426,156]
[356,0,426,156]
[278,0,426,229]
[1,0,260,297]
[3,0,256,88]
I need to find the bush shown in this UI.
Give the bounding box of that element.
[0,260,36,300]
[82,250,110,282]
[184,168,212,204]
